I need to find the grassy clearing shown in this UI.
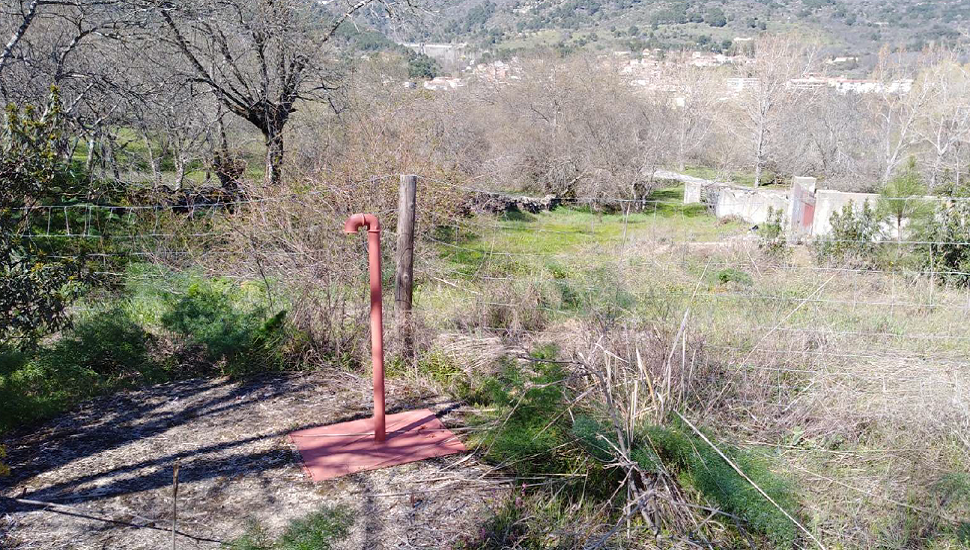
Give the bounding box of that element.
[69,126,268,187]
[419,186,744,329]
[414,186,970,548]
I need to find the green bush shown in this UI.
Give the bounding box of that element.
[878,160,932,243]
[0,307,157,433]
[161,279,288,376]
[814,199,883,267]
[716,267,753,286]
[919,200,970,287]
[571,414,617,462]
[758,207,789,261]
[1,88,91,346]
[473,347,571,476]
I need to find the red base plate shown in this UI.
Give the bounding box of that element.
[289,409,466,482]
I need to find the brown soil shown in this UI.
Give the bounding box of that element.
[0,372,503,549]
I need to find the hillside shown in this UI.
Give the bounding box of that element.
[389,0,969,66]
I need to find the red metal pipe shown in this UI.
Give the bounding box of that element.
[344,213,385,442]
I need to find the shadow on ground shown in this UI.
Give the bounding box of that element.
[0,372,498,549]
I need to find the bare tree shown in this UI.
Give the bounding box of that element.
[914,46,970,189]
[0,0,151,181]
[0,0,43,81]
[801,89,873,189]
[864,46,933,184]
[154,0,412,186]
[735,34,817,186]
[662,52,720,171]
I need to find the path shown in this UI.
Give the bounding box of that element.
[0,372,500,549]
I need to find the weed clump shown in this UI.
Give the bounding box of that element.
[573,414,800,548]
[716,267,753,286]
[224,505,353,550]
[471,345,575,476]
[644,423,799,548]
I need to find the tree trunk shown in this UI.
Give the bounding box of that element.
[754,120,767,187]
[85,137,97,172]
[175,157,187,191]
[264,130,283,186]
[142,133,161,188]
[260,107,288,186]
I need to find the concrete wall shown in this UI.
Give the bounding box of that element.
[684,180,702,204]
[715,187,790,225]
[812,190,879,237]
[674,173,944,240]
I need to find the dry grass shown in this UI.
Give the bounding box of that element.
[414,201,970,548]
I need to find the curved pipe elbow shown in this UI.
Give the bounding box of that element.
[344,213,380,234]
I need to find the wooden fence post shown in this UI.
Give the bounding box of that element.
[395,174,418,353]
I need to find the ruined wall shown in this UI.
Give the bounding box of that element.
[678,172,941,239]
[684,180,702,204]
[714,187,791,225]
[812,190,880,237]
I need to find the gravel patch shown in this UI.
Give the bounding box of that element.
[0,372,503,549]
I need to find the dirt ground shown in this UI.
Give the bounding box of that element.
[0,372,504,549]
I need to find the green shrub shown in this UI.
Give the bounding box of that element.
[0,307,157,433]
[473,347,571,476]
[919,200,970,287]
[814,199,883,267]
[58,308,159,379]
[716,268,753,286]
[878,159,932,243]
[1,88,91,346]
[161,279,288,376]
[758,207,789,261]
[571,414,616,462]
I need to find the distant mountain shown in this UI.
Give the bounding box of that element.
[383,0,968,69]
